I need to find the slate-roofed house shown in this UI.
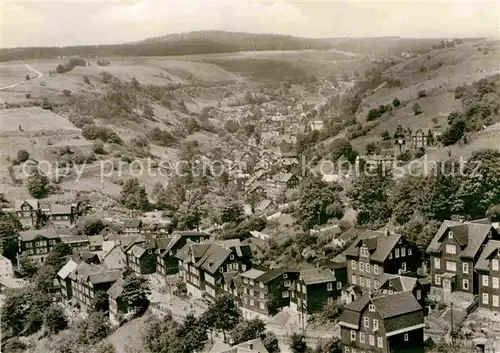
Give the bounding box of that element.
[240,268,299,320]
[266,173,300,190]
[474,240,500,311]
[124,219,142,234]
[219,271,242,304]
[50,204,74,227]
[107,277,128,325]
[62,261,121,311]
[378,274,427,310]
[15,200,40,228]
[156,231,211,276]
[102,243,127,271]
[176,240,252,301]
[18,227,61,264]
[126,242,157,275]
[88,235,104,252]
[60,234,89,251]
[291,263,347,323]
[57,259,79,302]
[427,219,500,304]
[339,292,425,353]
[346,229,419,298]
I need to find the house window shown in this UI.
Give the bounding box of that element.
[259,302,265,310]
[282,291,289,298]
[446,245,456,254]
[351,275,357,284]
[493,295,499,307]
[366,263,371,273]
[377,337,383,348]
[374,265,379,275]
[435,275,441,285]
[395,249,400,258]
[416,289,422,300]
[374,280,379,289]
[344,348,349,353]
[363,316,370,328]
[260,282,265,288]
[351,260,356,270]
[483,293,489,304]
[446,261,456,272]
[250,299,255,306]
[463,279,469,290]
[283,273,288,279]
[242,264,246,271]
[483,275,489,287]
[219,267,224,273]
[360,277,365,287]
[260,292,264,299]
[359,262,364,272]
[404,333,409,342]
[435,258,441,269]
[389,252,393,260]
[230,254,234,260]
[302,285,306,294]
[284,280,290,287]
[494,278,499,289]
[327,283,333,291]
[401,248,406,257]
[337,282,342,290]
[408,248,412,256]
[366,278,371,288]
[493,259,499,271]
[402,262,407,272]
[359,332,365,343]
[463,263,469,274]
[373,319,379,330]
[351,330,356,341]
[369,304,375,312]
[243,278,248,284]
[448,231,454,239]
[369,335,375,346]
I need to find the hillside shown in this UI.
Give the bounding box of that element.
[0,31,333,62]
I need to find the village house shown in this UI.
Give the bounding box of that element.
[307,120,325,132]
[410,128,428,149]
[126,242,157,275]
[266,173,300,191]
[50,204,74,227]
[60,234,90,252]
[124,219,142,234]
[57,259,79,303]
[339,292,425,353]
[426,219,500,304]
[247,185,266,199]
[107,277,128,325]
[15,200,40,228]
[59,260,121,311]
[88,235,104,252]
[176,240,252,301]
[474,240,500,311]
[102,243,127,271]
[218,338,269,353]
[219,271,242,304]
[0,255,14,280]
[18,227,61,264]
[240,268,299,320]
[378,274,428,310]
[156,231,211,276]
[345,229,420,301]
[291,263,347,324]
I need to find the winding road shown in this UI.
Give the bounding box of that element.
[0,64,43,91]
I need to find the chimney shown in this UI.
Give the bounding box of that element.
[249,343,253,350]
[384,228,389,237]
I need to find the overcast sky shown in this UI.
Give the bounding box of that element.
[1,0,499,48]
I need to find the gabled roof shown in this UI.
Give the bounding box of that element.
[300,267,336,285]
[345,230,402,263]
[256,269,298,284]
[475,240,500,272]
[274,173,294,183]
[60,234,89,244]
[14,199,39,211]
[88,235,104,247]
[196,243,232,274]
[380,274,418,292]
[129,242,156,258]
[256,200,272,212]
[50,204,72,215]
[427,219,497,258]
[158,231,210,257]
[107,277,125,299]
[241,268,266,280]
[372,292,422,318]
[175,242,211,262]
[124,219,142,228]
[19,227,59,242]
[57,259,79,280]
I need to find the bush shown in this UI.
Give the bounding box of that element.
[392,98,401,107]
[82,124,122,144]
[367,105,390,121]
[92,140,105,154]
[62,89,71,97]
[41,98,53,110]
[43,305,68,334]
[413,102,422,115]
[25,92,31,99]
[380,130,390,140]
[83,76,91,85]
[418,89,427,98]
[25,74,30,80]
[17,149,30,163]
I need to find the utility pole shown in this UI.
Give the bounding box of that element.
[450,301,454,344]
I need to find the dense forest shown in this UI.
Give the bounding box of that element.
[0,31,333,62]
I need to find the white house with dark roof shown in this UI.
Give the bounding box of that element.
[474,239,500,312]
[0,255,14,281]
[339,291,425,353]
[14,199,40,228]
[50,203,74,227]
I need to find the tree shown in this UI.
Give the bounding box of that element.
[0,214,20,261]
[365,142,379,155]
[120,178,150,211]
[314,337,341,353]
[413,102,422,115]
[230,318,266,345]
[25,74,30,80]
[290,333,308,353]
[178,313,208,353]
[17,149,30,163]
[41,98,53,110]
[45,242,72,270]
[441,120,466,146]
[202,294,241,342]
[298,177,344,230]
[121,272,150,315]
[418,89,427,98]
[92,140,105,154]
[262,331,280,353]
[83,218,106,235]
[91,290,110,312]
[78,312,110,345]
[26,169,50,198]
[380,130,390,140]
[151,182,165,203]
[392,98,401,107]
[142,315,183,353]
[43,305,68,334]
[220,202,244,224]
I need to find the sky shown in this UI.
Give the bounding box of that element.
[1,0,499,48]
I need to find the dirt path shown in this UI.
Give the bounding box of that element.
[0,64,43,91]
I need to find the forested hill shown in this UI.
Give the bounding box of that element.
[0,31,333,62]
